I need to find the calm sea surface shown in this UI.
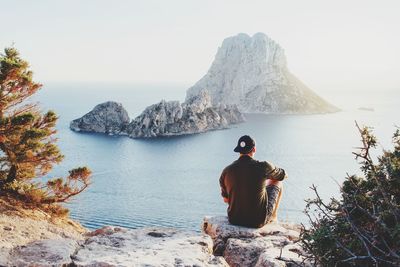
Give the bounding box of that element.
[34,83,400,231]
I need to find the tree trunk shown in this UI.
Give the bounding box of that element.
[5,164,17,184]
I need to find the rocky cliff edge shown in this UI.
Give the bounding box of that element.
[0,204,311,267]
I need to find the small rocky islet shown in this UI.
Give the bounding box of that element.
[70,90,244,138]
[70,32,338,138]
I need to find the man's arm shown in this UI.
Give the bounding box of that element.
[219,171,229,204]
[264,162,287,181]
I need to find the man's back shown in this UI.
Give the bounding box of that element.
[220,155,286,228]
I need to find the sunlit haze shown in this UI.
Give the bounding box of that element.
[1,0,400,92]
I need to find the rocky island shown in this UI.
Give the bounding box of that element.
[70,91,244,137]
[127,91,244,138]
[187,33,338,114]
[70,101,130,135]
[71,32,338,137]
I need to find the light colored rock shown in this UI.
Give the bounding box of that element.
[0,213,85,250]
[73,226,228,266]
[9,238,78,267]
[0,198,86,266]
[223,237,273,266]
[1,202,228,267]
[127,90,244,138]
[70,101,130,135]
[202,216,312,267]
[203,216,300,249]
[1,199,312,266]
[186,32,339,114]
[0,248,10,266]
[256,254,286,267]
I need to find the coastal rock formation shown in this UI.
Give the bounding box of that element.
[70,91,244,138]
[1,206,227,266]
[202,216,312,267]
[1,204,311,266]
[70,101,130,135]
[128,90,244,138]
[10,239,79,266]
[186,32,339,114]
[70,32,338,138]
[0,198,86,266]
[73,226,227,266]
[4,227,227,266]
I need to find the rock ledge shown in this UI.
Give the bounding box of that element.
[1,205,311,266]
[202,216,312,267]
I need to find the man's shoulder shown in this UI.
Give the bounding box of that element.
[222,160,238,172]
[252,159,276,172]
[222,157,246,175]
[223,158,273,172]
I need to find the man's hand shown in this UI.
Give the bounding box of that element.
[223,197,229,204]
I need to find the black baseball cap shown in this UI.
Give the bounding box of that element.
[234,135,255,154]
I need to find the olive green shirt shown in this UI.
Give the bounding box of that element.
[219,155,287,228]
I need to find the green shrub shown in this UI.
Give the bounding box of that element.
[301,123,400,266]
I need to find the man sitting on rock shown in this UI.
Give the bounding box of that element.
[219,135,287,228]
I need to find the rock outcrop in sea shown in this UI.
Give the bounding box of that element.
[127,90,244,138]
[70,101,130,135]
[186,32,339,114]
[70,91,244,137]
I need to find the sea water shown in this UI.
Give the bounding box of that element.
[34,83,400,231]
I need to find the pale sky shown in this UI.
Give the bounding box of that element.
[1,0,400,91]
